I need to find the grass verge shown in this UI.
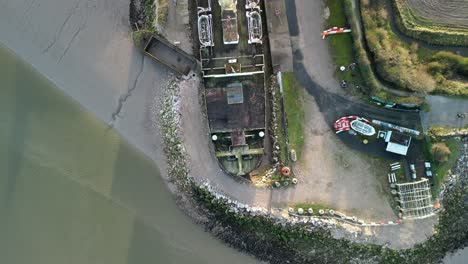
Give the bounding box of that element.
[282,72,305,159]
[274,81,288,163]
[325,0,361,90]
[342,0,380,94]
[293,203,330,213]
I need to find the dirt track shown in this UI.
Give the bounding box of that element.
[400,0,468,29]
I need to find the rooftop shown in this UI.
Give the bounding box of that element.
[385,131,412,156]
[386,131,412,146]
[205,75,265,132]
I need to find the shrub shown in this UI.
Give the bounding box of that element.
[431,143,451,163]
[361,0,466,95]
[432,51,468,77]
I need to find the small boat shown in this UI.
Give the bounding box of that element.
[350,119,376,136]
[198,14,214,47]
[247,10,262,44]
[246,0,260,9]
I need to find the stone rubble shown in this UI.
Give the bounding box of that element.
[158,74,468,260]
[438,137,468,200]
[268,75,282,170]
[158,77,193,192]
[199,181,337,230]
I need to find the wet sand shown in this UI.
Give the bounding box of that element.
[0,0,167,169]
[0,0,262,263]
[0,29,261,264]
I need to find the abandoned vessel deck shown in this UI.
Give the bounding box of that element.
[197,0,266,177]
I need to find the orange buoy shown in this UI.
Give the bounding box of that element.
[281,166,291,177]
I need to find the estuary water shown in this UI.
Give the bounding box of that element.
[1,41,465,264]
[0,44,260,264]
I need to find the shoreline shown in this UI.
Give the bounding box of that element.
[0,0,170,173]
[1,0,467,263]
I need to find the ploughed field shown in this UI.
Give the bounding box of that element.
[396,0,468,29]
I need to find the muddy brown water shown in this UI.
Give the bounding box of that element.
[0,43,261,264]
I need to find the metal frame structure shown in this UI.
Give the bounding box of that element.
[395,179,434,219]
[200,54,265,77]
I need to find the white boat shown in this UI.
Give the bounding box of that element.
[246,0,260,9]
[198,14,214,47]
[350,119,376,136]
[247,10,262,44]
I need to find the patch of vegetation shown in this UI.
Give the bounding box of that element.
[145,0,157,32]
[372,89,424,105]
[342,0,380,94]
[157,0,170,27]
[193,179,468,263]
[271,172,294,188]
[273,78,288,164]
[293,203,330,213]
[392,0,468,46]
[428,126,468,137]
[425,137,461,196]
[432,142,452,163]
[325,0,362,91]
[342,0,421,103]
[360,0,468,96]
[282,72,305,158]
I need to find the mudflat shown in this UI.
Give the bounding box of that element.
[0,0,167,166]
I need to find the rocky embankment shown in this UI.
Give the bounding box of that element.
[429,127,468,137]
[156,71,468,263]
[145,2,468,262]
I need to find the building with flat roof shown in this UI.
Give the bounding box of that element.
[384,131,412,156]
